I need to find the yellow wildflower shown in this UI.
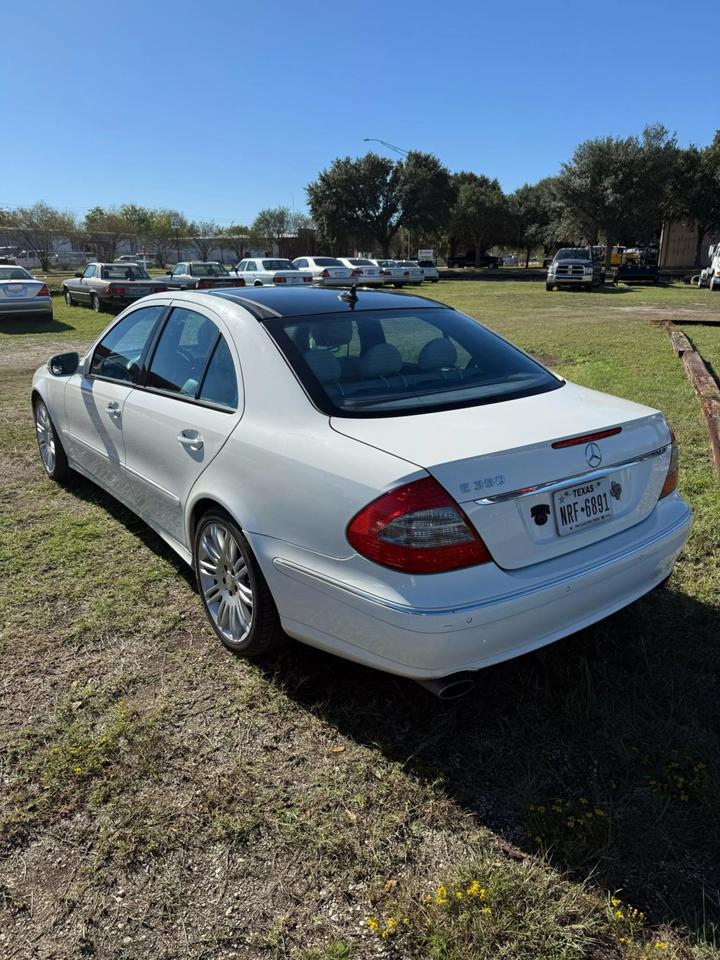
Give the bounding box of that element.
[655,943,668,951]
[481,906,492,915]
[611,898,621,907]
[466,880,481,896]
[367,917,379,933]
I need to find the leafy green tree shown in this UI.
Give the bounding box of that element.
[11,202,77,270]
[251,207,291,253]
[666,134,720,267]
[189,220,220,260]
[511,177,567,264]
[306,151,453,256]
[222,224,253,261]
[448,173,509,266]
[83,206,128,261]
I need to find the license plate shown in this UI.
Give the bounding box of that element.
[554,476,615,536]
[131,287,149,296]
[6,286,26,297]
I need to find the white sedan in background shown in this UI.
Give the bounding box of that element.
[292,256,353,287]
[31,287,691,699]
[0,265,52,319]
[371,259,410,287]
[395,260,424,285]
[234,258,312,287]
[337,257,385,287]
[418,259,440,282]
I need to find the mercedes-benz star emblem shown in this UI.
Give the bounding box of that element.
[585,442,602,468]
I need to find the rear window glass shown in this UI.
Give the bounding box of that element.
[101,265,150,280]
[314,258,343,267]
[348,258,373,265]
[190,263,229,277]
[262,260,295,270]
[265,308,562,418]
[0,266,32,279]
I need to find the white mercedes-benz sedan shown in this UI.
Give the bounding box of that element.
[31,287,691,697]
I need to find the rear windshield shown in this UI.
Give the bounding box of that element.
[262,259,295,270]
[348,258,373,266]
[418,260,435,267]
[101,265,151,279]
[190,263,229,276]
[265,308,562,418]
[397,261,419,267]
[0,266,33,280]
[554,248,591,261]
[314,258,343,267]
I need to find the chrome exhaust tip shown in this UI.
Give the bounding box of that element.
[414,671,476,700]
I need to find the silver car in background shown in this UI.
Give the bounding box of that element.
[0,265,52,319]
[291,256,353,287]
[371,259,410,287]
[337,257,385,287]
[394,260,424,285]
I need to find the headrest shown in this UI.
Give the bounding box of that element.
[304,349,341,383]
[418,337,457,371]
[311,319,353,348]
[359,342,403,378]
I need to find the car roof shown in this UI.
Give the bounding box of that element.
[208,285,442,319]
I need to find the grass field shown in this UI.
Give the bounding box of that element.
[1,282,719,959]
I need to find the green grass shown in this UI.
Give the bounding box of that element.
[1,281,719,958]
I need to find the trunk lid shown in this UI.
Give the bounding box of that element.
[0,280,45,300]
[331,382,672,570]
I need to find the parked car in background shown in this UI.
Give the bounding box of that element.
[394,260,424,285]
[698,242,720,290]
[233,258,312,287]
[158,262,245,291]
[370,259,410,287]
[291,256,353,287]
[447,251,503,268]
[0,265,52,319]
[417,259,440,282]
[31,286,690,698]
[546,248,603,291]
[336,258,385,287]
[115,253,155,269]
[62,263,168,312]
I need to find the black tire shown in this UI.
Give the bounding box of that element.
[33,397,69,481]
[431,278,439,283]
[194,508,282,657]
[90,293,103,313]
[254,280,263,286]
[64,289,74,307]
[545,283,553,292]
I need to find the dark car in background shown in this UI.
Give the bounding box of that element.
[546,248,604,292]
[159,261,245,291]
[447,251,503,268]
[62,263,168,312]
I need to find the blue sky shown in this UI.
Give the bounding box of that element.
[2,0,716,225]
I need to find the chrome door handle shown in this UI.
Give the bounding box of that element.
[105,401,121,420]
[177,429,203,452]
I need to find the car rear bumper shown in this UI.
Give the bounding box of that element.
[0,298,53,317]
[312,277,353,287]
[255,494,692,679]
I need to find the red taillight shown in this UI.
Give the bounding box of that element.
[273,276,286,283]
[351,268,363,276]
[108,285,125,297]
[551,427,622,449]
[232,278,245,287]
[659,429,679,498]
[36,283,50,297]
[154,284,168,292]
[197,278,212,289]
[319,269,330,278]
[303,275,312,283]
[380,269,391,276]
[347,476,493,574]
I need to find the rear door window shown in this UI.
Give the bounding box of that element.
[146,307,220,396]
[198,336,238,409]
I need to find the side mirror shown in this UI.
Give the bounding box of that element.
[75,272,83,278]
[48,352,80,377]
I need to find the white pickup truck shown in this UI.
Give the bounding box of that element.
[698,243,720,290]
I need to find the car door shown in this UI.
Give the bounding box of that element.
[122,303,243,546]
[245,260,259,284]
[168,264,186,289]
[76,263,96,302]
[63,303,167,504]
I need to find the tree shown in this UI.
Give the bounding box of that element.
[11,202,77,270]
[83,206,127,261]
[189,220,220,260]
[511,177,565,265]
[251,207,291,253]
[151,210,190,267]
[288,211,314,234]
[666,135,720,267]
[448,173,510,266]
[223,224,253,261]
[559,125,677,270]
[306,151,453,256]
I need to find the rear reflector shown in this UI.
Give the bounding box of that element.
[659,429,679,498]
[273,276,286,283]
[36,284,50,297]
[347,476,493,574]
[552,427,622,449]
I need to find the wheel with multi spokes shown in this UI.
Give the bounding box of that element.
[194,509,282,656]
[34,398,69,481]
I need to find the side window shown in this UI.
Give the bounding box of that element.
[146,307,219,396]
[90,305,164,383]
[198,336,238,409]
[247,261,257,271]
[295,259,307,269]
[83,264,96,278]
[172,264,185,276]
[237,261,247,272]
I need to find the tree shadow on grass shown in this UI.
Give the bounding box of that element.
[259,585,720,942]
[0,316,74,335]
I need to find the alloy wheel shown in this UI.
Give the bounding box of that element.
[35,401,56,474]
[198,521,254,645]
